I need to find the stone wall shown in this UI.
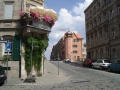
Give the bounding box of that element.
[0,60,19,78]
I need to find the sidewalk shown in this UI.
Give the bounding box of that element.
[5,61,68,86]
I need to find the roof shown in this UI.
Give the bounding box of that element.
[73,33,82,38]
[62,32,83,39]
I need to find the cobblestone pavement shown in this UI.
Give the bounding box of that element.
[0,61,120,90]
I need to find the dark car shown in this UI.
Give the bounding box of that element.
[0,66,7,84]
[82,59,96,67]
[108,59,120,73]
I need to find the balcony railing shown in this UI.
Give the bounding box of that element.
[20,11,56,32]
[20,18,52,32]
[30,20,51,31]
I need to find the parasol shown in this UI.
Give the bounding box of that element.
[30,8,39,13]
[30,8,46,17]
[46,9,58,21]
[38,8,46,17]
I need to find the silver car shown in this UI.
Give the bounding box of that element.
[63,58,71,63]
[92,59,111,69]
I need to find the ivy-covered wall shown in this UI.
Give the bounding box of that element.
[23,37,48,76]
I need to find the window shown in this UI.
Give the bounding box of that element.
[113,48,116,59]
[98,16,101,25]
[99,31,103,41]
[97,2,100,10]
[73,45,77,48]
[95,33,98,42]
[90,21,93,29]
[96,50,98,59]
[87,37,90,46]
[103,12,107,21]
[106,49,109,58]
[94,19,97,27]
[118,5,120,14]
[92,51,94,59]
[74,56,76,59]
[100,49,104,58]
[90,10,92,17]
[73,51,78,54]
[109,9,113,19]
[119,25,120,35]
[77,56,80,60]
[73,39,80,42]
[105,30,109,39]
[86,14,89,19]
[93,6,96,14]
[86,23,89,30]
[82,48,84,52]
[111,28,115,39]
[102,0,107,5]
[4,2,14,19]
[91,35,93,44]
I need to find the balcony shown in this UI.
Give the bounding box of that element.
[19,8,58,37]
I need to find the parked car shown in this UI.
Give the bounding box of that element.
[108,59,120,73]
[63,58,71,63]
[0,65,7,84]
[82,59,96,67]
[92,59,111,69]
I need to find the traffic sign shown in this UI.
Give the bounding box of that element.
[0,40,7,43]
[6,42,11,52]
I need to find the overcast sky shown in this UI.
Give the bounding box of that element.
[44,0,93,60]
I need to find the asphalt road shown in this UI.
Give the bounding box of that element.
[0,61,120,90]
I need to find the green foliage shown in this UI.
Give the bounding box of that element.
[23,37,48,76]
[1,55,7,64]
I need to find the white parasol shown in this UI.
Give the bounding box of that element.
[46,9,58,21]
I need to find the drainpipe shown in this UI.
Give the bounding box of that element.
[19,0,24,78]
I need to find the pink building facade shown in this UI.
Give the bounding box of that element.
[50,31,86,62]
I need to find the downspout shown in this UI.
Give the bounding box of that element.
[19,0,24,78]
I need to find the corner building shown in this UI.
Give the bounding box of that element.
[84,0,120,60]
[0,0,57,79]
[50,31,86,62]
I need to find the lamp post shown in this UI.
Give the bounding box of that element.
[71,52,73,61]
[30,39,33,77]
[58,53,59,75]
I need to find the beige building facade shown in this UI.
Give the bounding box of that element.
[50,31,86,62]
[84,0,120,60]
[0,0,57,79]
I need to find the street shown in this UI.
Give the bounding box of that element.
[0,61,120,90]
[50,61,120,90]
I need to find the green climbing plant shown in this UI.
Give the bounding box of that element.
[23,37,48,76]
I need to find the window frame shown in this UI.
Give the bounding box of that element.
[4,2,14,20]
[117,5,120,15]
[73,45,77,48]
[73,51,78,54]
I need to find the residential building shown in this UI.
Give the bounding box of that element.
[84,0,120,60]
[50,31,86,62]
[0,0,57,78]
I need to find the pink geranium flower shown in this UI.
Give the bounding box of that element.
[19,11,25,16]
[43,15,55,26]
[30,12,40,20]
